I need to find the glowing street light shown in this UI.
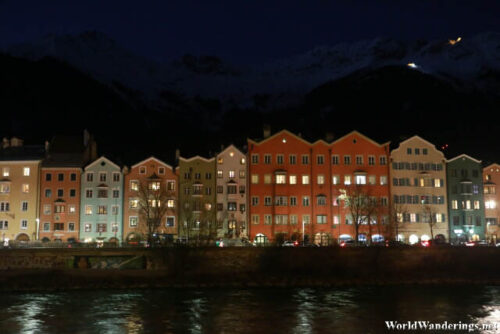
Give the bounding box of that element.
[448,37,462,45]
[407,62,418,69]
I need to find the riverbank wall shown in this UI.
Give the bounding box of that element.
[1,247,499,291]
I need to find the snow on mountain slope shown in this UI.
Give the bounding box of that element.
[5,31,500,108]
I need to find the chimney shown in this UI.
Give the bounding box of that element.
[263,124,271,138]
[325,132,334,142]
[175,149,180,162]
[44,140,50,152]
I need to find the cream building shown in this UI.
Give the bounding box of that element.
[0,138,44,243]
[216,145,247,239]
[390,136,449,244]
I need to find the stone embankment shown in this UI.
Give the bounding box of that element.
[1,247,499,291]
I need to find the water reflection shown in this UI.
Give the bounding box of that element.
[0,286,499,334]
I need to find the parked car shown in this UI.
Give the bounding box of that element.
[339,240,355,247]
[282,240,299,247]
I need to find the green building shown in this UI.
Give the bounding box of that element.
[446,154,485,244]
[178,156,216,244]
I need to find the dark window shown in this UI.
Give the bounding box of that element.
[45,173,52,181]
[58,173,64,181]
[70,173,77,181]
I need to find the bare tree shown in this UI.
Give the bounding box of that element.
[389,202,407,242]
[339,185,379,244]
[422,205,438,240]
[137,179,174,247]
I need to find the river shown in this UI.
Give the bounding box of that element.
[1,286,499,333]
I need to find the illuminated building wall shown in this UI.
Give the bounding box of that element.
[248,129,390,245]
[123,157,178,244]
[177,156,216,243]
[79,156,123,243]
[216,145,247,239]
[483,164,500,243]
[390,136,449,244]
[446,155,485,244]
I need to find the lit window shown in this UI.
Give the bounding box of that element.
[380,176,387,185]
[474,201,480,210]
[240,158,245,165]
[368,175,376,185]
[276,174,286,184]
[289,175,297,184]
[410,213,417,223]
[332,175,340,185]
[139,167,146,174]
[23,167,30,176]
[302,175,310,185]
[85,205,93,215]
[434,179,441,187]
[3,168,9,177]
[167,199,175,208]
[317,175,325,184]
[129,217,138,227]
[217,170,223,178]
[264,174,272,184]
[451,200,458,209]
[355,175,366,185]
[149,182,160,190]
[486,200,496,209]
[251,174,259,184]
[1,182,11,193]
[229,170,235,178]
[344,175,351,185]
[22,184,29,193]
[69,205,76,213]
[130,180,139,191]
[129,199,139,209]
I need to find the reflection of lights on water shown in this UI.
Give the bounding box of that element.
[187,297,206,334]
[293,289,315,334]
[476,306,500,334]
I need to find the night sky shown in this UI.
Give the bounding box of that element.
[1,0,499,64]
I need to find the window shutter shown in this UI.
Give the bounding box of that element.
[414,178,418,186]
[416,214,420,222]
[442,214,445,222]
[440,179,444,187]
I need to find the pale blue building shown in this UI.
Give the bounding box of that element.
[79,156,124,243]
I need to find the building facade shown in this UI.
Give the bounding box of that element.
[248,130,391,245]
[483,164,500,243]
[38,133,96,242]
[390,136,449,244]
[79,156,123,244]
[178,156,216,243]
[0,138,44,243]
[216,145,247,239]
[39,167,82,242]
[330,131,391,244]
[446,154,485,244]
[123,157,178,244]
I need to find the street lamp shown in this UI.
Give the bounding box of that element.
[35,218,40,240]
[302,220,305,245]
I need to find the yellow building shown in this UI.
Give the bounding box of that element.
[0,138,44,243]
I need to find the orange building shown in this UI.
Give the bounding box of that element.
[248,129,390,245]
[483,164,500,243]
[38,134,96,242]
[123,157,178,244]
[39,168,81,242]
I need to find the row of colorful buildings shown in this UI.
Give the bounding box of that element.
[1,129,499,245]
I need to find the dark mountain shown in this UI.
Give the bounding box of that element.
[1,52,500,165]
